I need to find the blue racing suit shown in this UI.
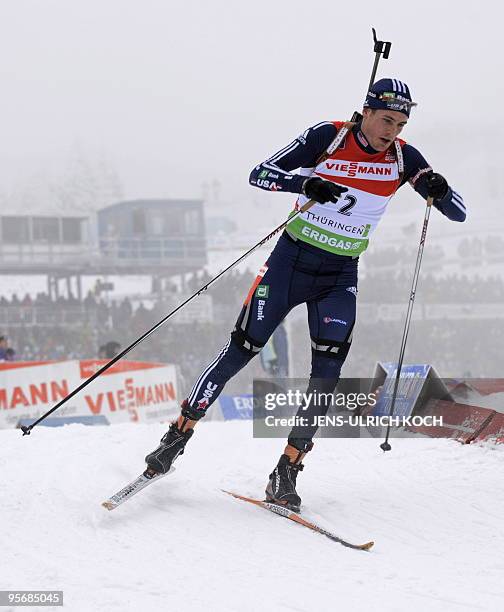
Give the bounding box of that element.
[182,121,466,450]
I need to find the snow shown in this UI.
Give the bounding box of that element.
[2,421,503,612]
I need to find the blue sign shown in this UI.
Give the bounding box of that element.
[373,363,431,418]
[218,395,254,420]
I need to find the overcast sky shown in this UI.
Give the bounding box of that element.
[0,0,501,233]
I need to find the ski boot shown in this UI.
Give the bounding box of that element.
[265,440,313,512]
[145,400,202,474]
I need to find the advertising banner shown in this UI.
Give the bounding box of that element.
[370,362,452,419]
[218,395,255,420]
[0,360,179,429]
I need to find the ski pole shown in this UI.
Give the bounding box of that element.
[21,28,392,436]
[380,197,434,452]
[20,197,323,435]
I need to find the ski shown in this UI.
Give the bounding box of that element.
[102,467,175,511]
[223,490,374,551]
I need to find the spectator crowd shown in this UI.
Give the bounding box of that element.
[1,262,503,384]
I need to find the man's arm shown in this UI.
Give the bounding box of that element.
[249,122,337,194]
[401,144,466,222]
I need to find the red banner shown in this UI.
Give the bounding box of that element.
[0,360,179,429]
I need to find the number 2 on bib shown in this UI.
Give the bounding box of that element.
[337,194,357,216]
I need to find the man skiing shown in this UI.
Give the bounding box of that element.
[145,78,466,511]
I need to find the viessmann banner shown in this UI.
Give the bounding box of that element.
[0,360,180,429]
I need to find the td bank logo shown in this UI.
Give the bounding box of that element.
[255,285,269,298]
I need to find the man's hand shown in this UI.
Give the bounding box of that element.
[302,177,348,204]
[425,172,448,200]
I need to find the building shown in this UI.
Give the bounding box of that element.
[0,199,207,299]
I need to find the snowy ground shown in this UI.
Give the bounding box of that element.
[1,421,503,612]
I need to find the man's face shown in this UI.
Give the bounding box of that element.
[361,108,408,151]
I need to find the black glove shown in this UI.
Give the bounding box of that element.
[425,172,448,200]
[303,177,348,204]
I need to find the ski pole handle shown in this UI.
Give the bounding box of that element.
[299,198,317,213]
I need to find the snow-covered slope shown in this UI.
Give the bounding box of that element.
[2,422,503,612]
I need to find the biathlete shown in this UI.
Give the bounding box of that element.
[145,78,466,511]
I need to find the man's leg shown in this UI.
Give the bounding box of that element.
[146,236,300,473]
[266,264,357,509]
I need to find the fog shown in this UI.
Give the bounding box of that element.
[0,0,501,230]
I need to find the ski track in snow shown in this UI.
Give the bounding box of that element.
[1,421,503,612]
